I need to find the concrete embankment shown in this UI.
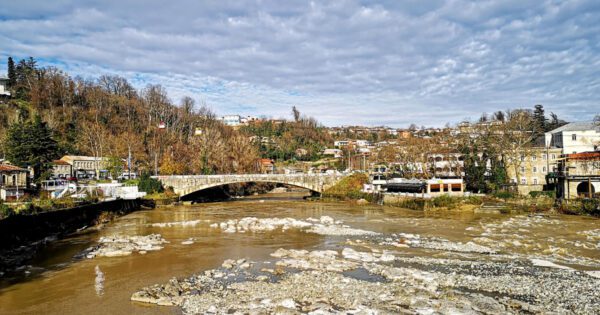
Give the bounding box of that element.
[0,198,148,271]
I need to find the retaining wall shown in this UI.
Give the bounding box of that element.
[0,199,143,250]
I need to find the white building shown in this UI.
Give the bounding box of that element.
[0,76,11,96]
[545,121,600,154]
[220,115,242,126]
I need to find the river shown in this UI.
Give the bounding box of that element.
[0,192,599,314]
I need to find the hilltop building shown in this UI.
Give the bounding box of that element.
[545,121,600,154]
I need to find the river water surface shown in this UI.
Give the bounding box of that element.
[1,193,599,314]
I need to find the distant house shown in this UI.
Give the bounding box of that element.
[334,140,350,148]
[257,158,275,174]
[51,159,73,179]
[295,148,308,157]
[0,76,10,97]
[0,164,29,201]
[59,155,110,179]
[323,148,343,158]
[219,115,242,127]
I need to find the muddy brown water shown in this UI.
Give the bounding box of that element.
[0,192,598,314]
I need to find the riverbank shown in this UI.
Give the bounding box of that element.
[0,198,146,273]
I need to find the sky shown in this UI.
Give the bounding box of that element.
[1,0,599,127]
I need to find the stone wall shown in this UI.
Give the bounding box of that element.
[0,199,142,250]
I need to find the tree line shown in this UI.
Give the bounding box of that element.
[1,57,262,180]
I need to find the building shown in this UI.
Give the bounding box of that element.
[505,147,563,195]
[555,152,600,199]
[51,159,73,179]
[334,140,350,148]
[427,152,464,178]
[59,155,110,179]
[0,76,11,97]
[323,148,343,159]
[0,164,29,201]
[257,158,275,174]
[219,115,242,127]
[545,121,600,154]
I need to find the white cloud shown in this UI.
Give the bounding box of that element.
[0,0,599,127]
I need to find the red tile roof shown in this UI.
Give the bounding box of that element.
[0,164,27,172]
[567,152,600,160]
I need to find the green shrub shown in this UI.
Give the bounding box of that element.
[322,173,369,201]
[493,191,517,200]
[430,195,460,209]
[0,203,15,219]
[529,191,555,198]
[138,173,164,194]
[390,198,426,210]
[580,199,600,216]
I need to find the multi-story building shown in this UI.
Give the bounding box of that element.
[0,164,29,201]
[555,152,600,199]
[51,159,73,179]
[506,147,563,195]
[427,152,464,178]
[58,155,110,179]
[545,121,600,154]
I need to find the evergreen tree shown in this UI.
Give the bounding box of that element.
[533,104,547,133]
[292,106,300,122]
[7,57,16,88]
[5,115,59,181]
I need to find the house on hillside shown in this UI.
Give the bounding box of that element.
[51,159,73,179]
[257,158,275,174]
[0,164,29,201]
[58,155,110,180]
[323,148,343,159]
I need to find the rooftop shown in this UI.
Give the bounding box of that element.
[0,164,27,172]
[60,155,109,164]
[547,121,599,133]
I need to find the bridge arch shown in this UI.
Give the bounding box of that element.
[153,173,345,199]
[178,180,320,200]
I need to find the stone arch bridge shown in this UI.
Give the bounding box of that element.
[153,173,346,197]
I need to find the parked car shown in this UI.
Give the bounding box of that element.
[117,172,138,180]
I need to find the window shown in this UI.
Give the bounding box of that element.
[532,167,537,173]
[533,178,538,185]
[543,166,547,173]
[532,155,537,161]
[572,134,577,141]
[520,155,525,162]
[542,154,547,160]
[521,178,527,185]
[520,166,525,173]
[551,154,556,160]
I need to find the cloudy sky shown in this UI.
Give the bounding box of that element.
[1,0,599,127]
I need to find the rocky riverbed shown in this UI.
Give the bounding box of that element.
[84,234,168,258]
[131,230,600,314]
